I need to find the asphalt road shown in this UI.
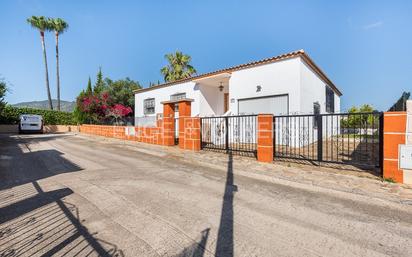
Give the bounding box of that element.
[0,133,411,257]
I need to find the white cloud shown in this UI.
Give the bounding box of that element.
[362,21,384,30]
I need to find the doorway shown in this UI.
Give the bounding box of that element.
[224,93,229,113]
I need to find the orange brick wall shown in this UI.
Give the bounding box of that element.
[80,100,202,152]
[183,117,201,151]
[179,101,192,149]
[257,114,274,163]
[383,112,407,183]
[163,103,175,146]
[80,125,127,139]
[80,123,165,145]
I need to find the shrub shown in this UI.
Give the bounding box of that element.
[0,80,7,113]
[0,105,76,125]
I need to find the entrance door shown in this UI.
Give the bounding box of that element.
[224,93,229,113]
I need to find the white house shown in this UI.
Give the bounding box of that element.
[134,50,342,120]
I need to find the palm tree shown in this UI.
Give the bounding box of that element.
[160,51,197,82]
[49,18,68,111]
[27,16,53,110]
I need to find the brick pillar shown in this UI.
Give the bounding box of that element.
[184,117,201,151]
[257,114,274,163]
[162,102,175,146]
[406,101,412,184]
[383,112,407,183]
[179,100,192,149]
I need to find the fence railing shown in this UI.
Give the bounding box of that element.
[273,112,383,168]
[175,117,179,145]
[201,115,257,155]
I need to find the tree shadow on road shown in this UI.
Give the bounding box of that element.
[0,134,82,191]
[0,182,124,256]
[0,134,124,256]
[173,228,210,257]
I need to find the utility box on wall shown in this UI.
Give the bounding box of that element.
[399,145,412,170]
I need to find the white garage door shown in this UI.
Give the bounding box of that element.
[238,95,288,115]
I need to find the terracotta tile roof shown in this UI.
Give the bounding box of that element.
[135,49,342,96]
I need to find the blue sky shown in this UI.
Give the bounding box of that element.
[0,0,411,111]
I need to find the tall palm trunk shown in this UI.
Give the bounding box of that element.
[55,32,60,111]
[40,31,53,110]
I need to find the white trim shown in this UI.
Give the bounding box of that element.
[384,132,407,135]
[384,158,399,161]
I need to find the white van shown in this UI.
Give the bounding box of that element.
[19,114,43,134]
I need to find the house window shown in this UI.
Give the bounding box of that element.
[171,93,186,101]
[325,86,335,113]
[313,102,320,129]
[171,93,186,112]
[144,98,155,115]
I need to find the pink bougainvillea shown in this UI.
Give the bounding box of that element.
[77,91,133,123]
[109,104,132,117]
[101,91,110,101]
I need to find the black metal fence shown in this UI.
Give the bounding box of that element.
[273,112,383,168]
[201,115,257,156]
[174,117,179,145]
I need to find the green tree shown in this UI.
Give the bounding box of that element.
[388,92,410,111]
[149,80,161,87]
[86,77,93,95]
[359,104,374,113]
[49,18,69,111]
[160,51,197,82]
[27,16,54,110]
[0,80,7,112]
[73,102,88,124]
[74,89,92,124]
[341,104,377,128]
[105,77,141,109]
[93,67,106,94]
[74,73,140,124]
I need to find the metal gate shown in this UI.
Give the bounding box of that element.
[201,115,257,156]
[273,112,383,168]
[174,117,179,145]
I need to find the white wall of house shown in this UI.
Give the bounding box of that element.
[334,94,341,114]
[299,59,341,115]
[134,81,199,117]
[198,84,228,116]
[229,57,301,115]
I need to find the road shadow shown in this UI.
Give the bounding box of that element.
[0,182,124,256]
[174,152,235,257]
[0,134,124,256]
[215,152,235,257]
[173,228,210,257]
[0,134,82,190]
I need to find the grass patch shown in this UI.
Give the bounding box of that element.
[383,177,396,183]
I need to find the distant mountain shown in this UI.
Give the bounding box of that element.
[12,99,76,112]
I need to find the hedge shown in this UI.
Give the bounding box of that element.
[0,105,76,125]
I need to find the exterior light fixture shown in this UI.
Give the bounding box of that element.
[256,85,262,92]
[219,82,224,92]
